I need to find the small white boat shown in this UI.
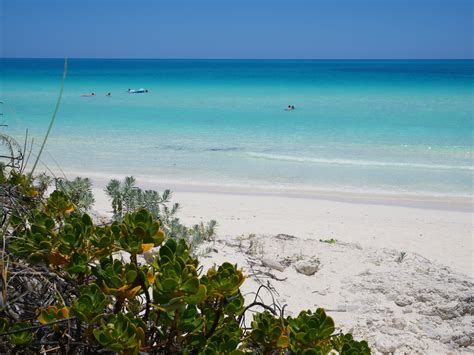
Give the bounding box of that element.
[128,88,148,94]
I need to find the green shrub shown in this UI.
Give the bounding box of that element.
[0,165,48,239]
[105,176,217,254]
[0,173,370,354]
[55,176,95,212]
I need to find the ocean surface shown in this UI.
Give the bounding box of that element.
[1,59,473,198]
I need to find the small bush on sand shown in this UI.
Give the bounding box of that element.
[55,176,95,212]
[105,176,217,254]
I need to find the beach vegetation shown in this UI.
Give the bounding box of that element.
[0,133,24,171]
[248,237,264,257]
[29,59,68,177]
[105,176,217,254]
[55,176,95,212]
[0,164,45,232]
[236,233,264,256]
[0,169,370,354]
[320,238,337,244]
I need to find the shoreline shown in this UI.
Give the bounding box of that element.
[57,169,473,213]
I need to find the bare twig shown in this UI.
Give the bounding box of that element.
[0,317,76,336]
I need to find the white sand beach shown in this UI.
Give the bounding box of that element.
[90,177,473,353]
[91,178,472,275]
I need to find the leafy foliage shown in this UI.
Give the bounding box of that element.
[105,176,169,221]
[8,322,33,346]
[105,176,217,254]
[0,164,45,233]
[71,284,109,324]
[93,313,146,354]
[0,172,370,354]
[55,176,95,212]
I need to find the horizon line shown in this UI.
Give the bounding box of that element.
[1,57,473,61]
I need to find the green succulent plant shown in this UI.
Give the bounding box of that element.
[93,258,143,300]
[8,212,57,264]
[152,238,205,313]
[202,262,245,301]
[89,224,116,257]
[8,322,33,346]
[9,211,96,279]
[247,308,371,355]
[93,313,145,354]
[331,333,371,354]
[44,190,76,217]
[248,311,290,352]
[36,305,70,325]
[112,209,165,256]
[2,171,370,354]
[286,309,335,351]
[71,284,110,324]
[200,318,243,354]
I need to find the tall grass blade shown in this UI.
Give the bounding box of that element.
[30,58,68,176]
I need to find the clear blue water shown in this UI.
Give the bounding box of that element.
[1,59,473,197]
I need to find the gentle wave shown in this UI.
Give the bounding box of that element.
[206,147,241,152]
[247,152,474,171]
[157,145,242,153]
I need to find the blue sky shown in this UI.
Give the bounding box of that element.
[1,0,472,59]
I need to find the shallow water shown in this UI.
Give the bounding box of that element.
[1,59,473,197]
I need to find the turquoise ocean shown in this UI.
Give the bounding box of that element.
[1,59,473,198]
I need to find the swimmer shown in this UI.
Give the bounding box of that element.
[106,92,111,97]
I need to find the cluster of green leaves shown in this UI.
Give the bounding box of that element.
[0,166,39,201]
[105,176,217,254]
[1,173,370,354]
[1,166,94,237]
[105,176,172,221]
[0,165,46,231]
[246,309,370,354]
[1,321,34,347]
[55,176,95,212]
